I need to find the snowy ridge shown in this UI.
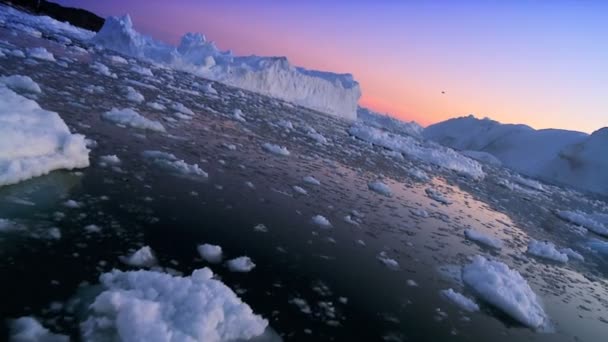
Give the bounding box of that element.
[424,115,608,195]
[93,16,361,120]
[0,85,89,187]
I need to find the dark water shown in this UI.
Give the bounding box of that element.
[1,19,607,342]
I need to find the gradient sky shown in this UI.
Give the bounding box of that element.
[56,0,607,133]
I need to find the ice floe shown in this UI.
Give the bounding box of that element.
[440,288,479,312]
[120,245,157,268]
[464,229,503,249]
[462,256,548,329]
[197,243,223,263]
[227,256,256,272]
[102,108,165,132]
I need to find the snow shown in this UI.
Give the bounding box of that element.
[102,108,166,132]
[349,122,484,179]
[120,246,157,268]
[293,185,308,195]
[148,102,166,111]
[108,55,128,64]
[125,86,144,103]
[130,65,154,77]
[233,109,246,122]
[312,215,332,228]
[92,15,361,120]
[303,176,320,186]
[27,47,55,61]
[556,210,608,237]
[91,62,117,78]
[197,243,223,263]
[0,75,41,93]
[172,102,194,115]
[81,268,268,341]
[99,155,121,165]
[425,188,452,205]
[527,240,568,263]
[561,248,584,261]
[142,150,208,178]
[425,115,608,195]
[227,256,256,272]
[10,316,68,342]
[440,288,479,312]
[464,229,503,249]
[462,255,548,329]
[368,180,391,197]
[377,251,399,270]
[461,150,502,166]
[0,85,89,187]
[261,143,290,156]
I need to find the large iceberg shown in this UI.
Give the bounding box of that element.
[424,115,608,195]
[92,16,361,120]
[0,85,90,187]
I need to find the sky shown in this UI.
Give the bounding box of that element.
[56,0,607,133]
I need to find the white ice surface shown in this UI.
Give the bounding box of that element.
[197,243,223,263]
[527,240,568,263]
[464,229,503,249]
[462,255,548,329]
[10,316,68,342]
[0,75,41,93]
[440,288,479,312]
[102,108,165,132]
[227,256,256,272]
[0,85,89,187]
[81,268,268,341]
[92,15,361,120]
[142,150,208,178]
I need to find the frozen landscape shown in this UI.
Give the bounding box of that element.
[1,3,607,342]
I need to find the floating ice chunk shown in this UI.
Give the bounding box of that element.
[197,243,223,263]
[377,251,399,270]
[526,240,568,263]
[99,155,121,166]
[464,229,503,249]
[277,120,294,130]
[406,279,418,287]
[27,47,55,61]
[440,288,479,312]
[293,185,308,195]
[63,200,81,208]
[410,208,429,218]
[233,109,246,122]
[425,188,452,205]
[307,131,328,144]
[561,248,584,261]
[303,176,320,186]
[587,239,608,255]
[11,49,26,58]
[462,255,548,329]
[253,224,268,233]
[130,64,153,76]
[368,180,391,197]
[227,256,256,272]
[262,143,290,156]
[142,150,208,177]
[102,108,165,132]
[120,246,157,268]
[343,215,360,226]
[10,316,68,342]
[0,218,21,232]
[91,62,117,78]
[0,75,41,93]
[556,210,608,236]
[147,102,166,111]
[312,215,332,228]
[0,86,89,187]
[289,298,312,314]
[125,86,144,103]
[172,102,194,115]
[201,82,217,95]
[81,267,268,341]
[84,224,102,233]
[108,55,128,64]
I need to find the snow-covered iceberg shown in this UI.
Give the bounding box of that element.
[0,85,89,187]
[92,15,361,120]
[357,106,423,138]
[424,115,608,195]
[81,268,268,341]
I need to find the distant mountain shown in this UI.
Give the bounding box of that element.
[424,115,608,195]
[1,0,104,31]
